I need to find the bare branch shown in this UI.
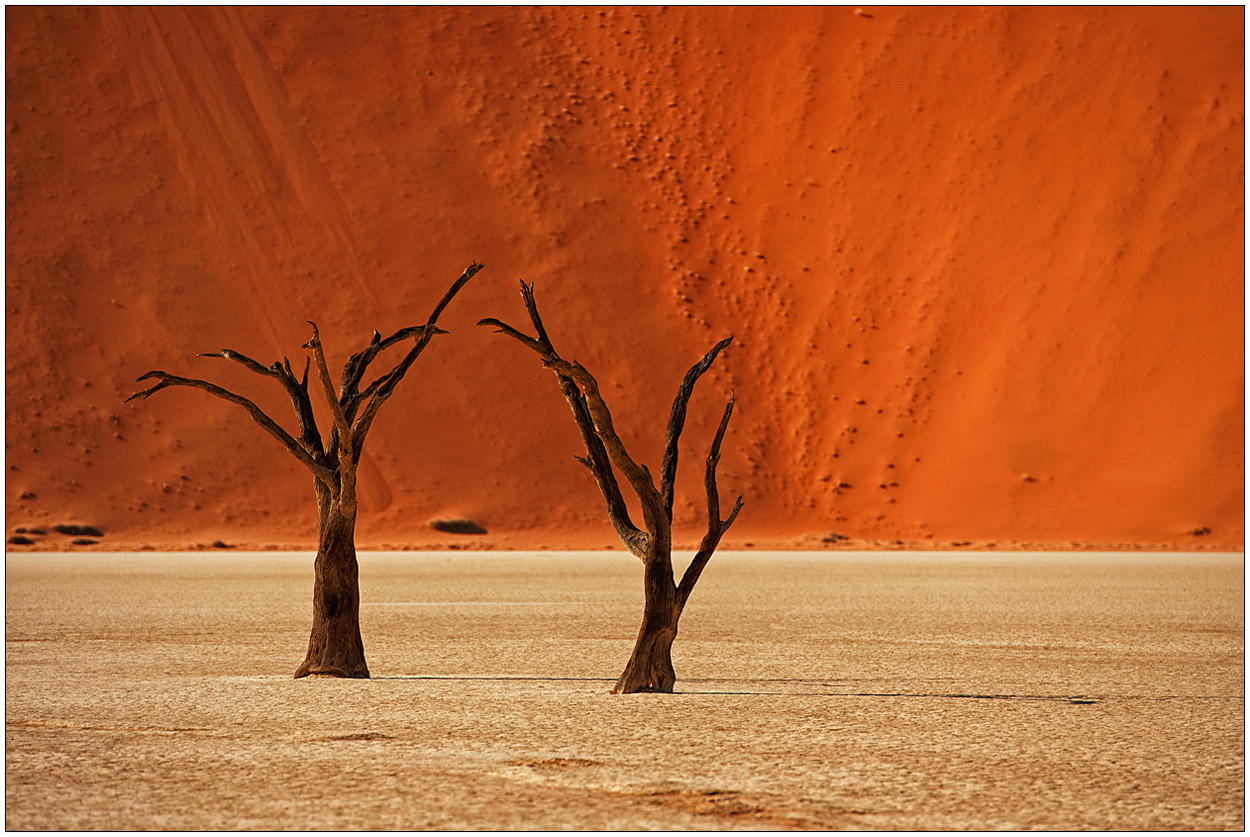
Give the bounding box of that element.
[659,336,734,523]
[676,392,744,613]
[546,357,665,536]
[341,325,446,422]
[281,355,325,457]
[196,348,272,376]
[336,263,482,427]
[519,280,556,353]
[127,370,335,487]
[200,349,325,458]
[706,392,745,533]
[426,261,484,325]
[349,263,482,462]
[480,282,648,557]
[557,372,649,557]
[476,317,550,356]
[340,325,423,415]
[304,323,355,496]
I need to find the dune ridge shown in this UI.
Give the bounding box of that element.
[5,7,1243,552]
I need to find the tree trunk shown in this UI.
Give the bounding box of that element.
[294,500,368,678]
[613,551,680,694]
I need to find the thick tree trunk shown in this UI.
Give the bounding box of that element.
[294,501,368,678]
[613,551,680,694]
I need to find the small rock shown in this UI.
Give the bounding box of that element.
[1192,527,1212,536]
[430,518,487,535]
[71,538,98,546]
[211,540,233,549]
[821,532,849,542]
[27,527,46,535]
[7,535,34,545]
[55,524,104,537]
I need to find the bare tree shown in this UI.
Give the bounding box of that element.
[127,263,483,678]
[480,282,743,693]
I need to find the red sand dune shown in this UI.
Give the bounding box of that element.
[5,6,1244,552]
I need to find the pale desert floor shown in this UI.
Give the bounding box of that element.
[5,551,1244,830]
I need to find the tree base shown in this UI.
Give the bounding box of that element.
[294,662,370,679]
[297,507,369,680]
[294,633,369,680]
[612,624,677,694]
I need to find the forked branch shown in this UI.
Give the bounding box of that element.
[347,261,482,463]
[676,392,744,613]
[128,263,482,495]
[127,370,335,487]
[660,336,733,523]
[544,357,664,533]
[479,281,649,556]
[199,349,324,457]
[304,323,355,488]
[339,326,423,421]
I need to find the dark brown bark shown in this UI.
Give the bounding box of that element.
[481,281,743,694]
[128,263,481,678]
[295,502,367,678]
[613,545,679,693]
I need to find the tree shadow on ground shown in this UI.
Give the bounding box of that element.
[374,674,1105,703]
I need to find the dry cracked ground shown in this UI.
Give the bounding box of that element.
[5,551,1244,830]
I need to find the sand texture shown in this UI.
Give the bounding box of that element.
[4,7,1244,553]
[5,551,1243,830]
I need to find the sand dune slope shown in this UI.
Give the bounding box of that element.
[5,7,1243,550]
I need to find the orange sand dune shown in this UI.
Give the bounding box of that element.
[5,7,1244,552]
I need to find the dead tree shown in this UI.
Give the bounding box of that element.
[127,263,483,678]
[480,282,743,693]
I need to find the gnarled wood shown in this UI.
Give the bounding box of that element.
[479,281,648,558]
[482,280,743,693]
[294,503,367,678]
[128,263,480,678]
